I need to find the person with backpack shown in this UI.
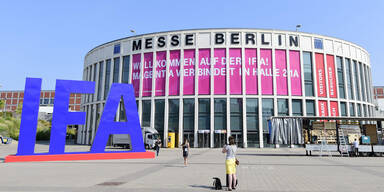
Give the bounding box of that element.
[222,136,237,191]
[181,139,190,166]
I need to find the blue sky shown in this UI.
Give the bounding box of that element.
[0,0,383,90]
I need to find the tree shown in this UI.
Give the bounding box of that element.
[0,99,4,118]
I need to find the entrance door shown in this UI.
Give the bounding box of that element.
[198,132,210,148]
[214,133,227,148]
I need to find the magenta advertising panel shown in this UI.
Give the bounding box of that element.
[169,50,180,96]
[183,49,195,95]
[198,49,210,95]
[229,48,242,94]
[245,49,257,94]
[155,51,166,96]
[132,54,141,97]
[142,52,153,97]
[275,50,287,95]
[260,49,273,95]
[289,51,302,96]
[214,48,226,94]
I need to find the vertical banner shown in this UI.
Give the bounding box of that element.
[183,49,195,95]
[169,50,180,96]
[214,48,226,94]
[315,53,327,97]
[132,54,141,97]
[329,101,339,116]
[260,49,273,95]
[289,51,302,96]
[318,100,328,117]
[245,48,257,94]
[155,51,166,96]
[198,49,210,95]
[326,55,337,98]
[229,48,242,94]
[142,52,153,97]
[275,50,287,95]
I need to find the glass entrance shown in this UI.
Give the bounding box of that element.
[214,131,227,148]
[231,132,243,148]
[183,132,194,148]
[198,131,210,148]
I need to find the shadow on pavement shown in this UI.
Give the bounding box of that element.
[189,185,213,190]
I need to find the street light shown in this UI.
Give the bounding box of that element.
[296,24,302,32]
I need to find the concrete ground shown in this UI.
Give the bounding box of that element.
[1,142,384,192]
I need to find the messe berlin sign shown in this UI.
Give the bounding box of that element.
[5,78,154,163]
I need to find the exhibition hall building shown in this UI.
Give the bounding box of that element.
[78,28,374,148]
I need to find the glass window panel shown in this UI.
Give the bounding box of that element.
[214,99,226,130]
[183,99,195,131]
[336,57,345,99]
[230,98,242,131]
[97,61,104,101]
[340,102,347,116]
[349,103,355,116]
[155,100,165,134]
[104,59,111,100]
[277,99,288,116]
[198,99,210,130]
[353,61,360,101]
[262,99,274,133]
[122,56,130,84]
[168,99,179,132]
[303,52,314,96]
[113,57,120,83]
[292,99,303,116]
[246,98,258,131]
[142,100,151,127]
[306,100,315,116]
[345,59,354,100]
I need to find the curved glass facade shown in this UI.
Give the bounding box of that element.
[79,29,374,148]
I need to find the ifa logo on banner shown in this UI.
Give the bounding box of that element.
[5,78,154,163]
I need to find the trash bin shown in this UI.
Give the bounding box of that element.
[167,132,175,148]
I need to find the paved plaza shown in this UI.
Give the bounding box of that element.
[1,142,384,192]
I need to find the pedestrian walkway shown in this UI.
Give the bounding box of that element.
[1,142,384,191]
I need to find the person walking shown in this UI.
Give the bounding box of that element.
[352,138,359,157]
[154,138,161,156]
[222,136,237,191]
[182,139,190,166]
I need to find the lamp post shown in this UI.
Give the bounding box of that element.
[296,24,302,32]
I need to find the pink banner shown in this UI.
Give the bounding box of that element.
[132,54,141,97]
[214,48,226,94]
[229,48,242,94]
[275,50,287,95]
[330,101,339,116]
[327,55,337,98]
[142,52,153,97]
[318,100,328,117]
[169,50,180,96]
[316,53,326,97]
[183,49,195,95]
[289,51,302,96]
[260,49,273,95]
[198,49,210,95]
[155,51,166,96]
[245,48,257,94]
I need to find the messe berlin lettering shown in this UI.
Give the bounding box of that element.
[132,33,299,51]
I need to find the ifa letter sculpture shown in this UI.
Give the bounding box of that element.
[5,78,154,162]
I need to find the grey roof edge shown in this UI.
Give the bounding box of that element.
[85,28,369,58]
